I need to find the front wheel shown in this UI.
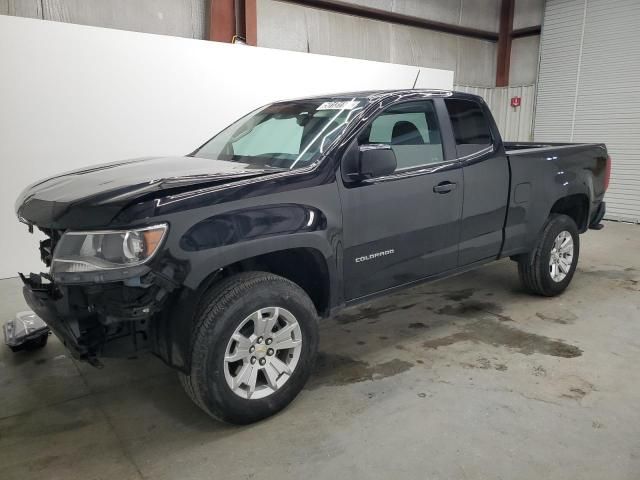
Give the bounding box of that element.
[518,214,580,296]
[180,272,319,424]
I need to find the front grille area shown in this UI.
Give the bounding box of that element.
[22,227,174,365]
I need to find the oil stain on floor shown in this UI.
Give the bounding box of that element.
[422,318,582,358]
[435,300,513,322]
[307,353,413,389]
[335,288,481,325]
[334,304,412,325]
[578,267,639,291]
[325,285,582,384]
[461,357,508,371]
[439,288,475,301]
[535,310,578,324]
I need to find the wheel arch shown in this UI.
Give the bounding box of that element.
[550,193,590,233]
[212,247,333,317]
[152,242,337,373]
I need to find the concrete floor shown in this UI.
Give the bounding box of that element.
[1,221,639,480]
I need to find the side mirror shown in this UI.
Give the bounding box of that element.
[343,144,397,182]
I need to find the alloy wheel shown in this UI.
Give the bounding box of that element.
[223,307,303,399]
[549,230,574,282]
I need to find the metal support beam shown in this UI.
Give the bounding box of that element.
[234,0,246,40]
[275,0,499,42]
[209,0,257,45]
[511,25,542,39]
[496,0,515,87]
[210,0,235,42]
[246,0,257,45]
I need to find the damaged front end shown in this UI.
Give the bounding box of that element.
[20,225,177,366]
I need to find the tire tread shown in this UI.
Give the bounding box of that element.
[518,214,579,296]
[180,271,317,423]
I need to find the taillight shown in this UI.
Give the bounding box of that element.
[604,155,612,191]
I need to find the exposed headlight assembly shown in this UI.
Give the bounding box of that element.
[52,224,168,275]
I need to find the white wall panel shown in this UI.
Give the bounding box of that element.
[0,15,452,279]
[303,5,392,62]
[509,35,540,86]
[3,0,207,39]
[393,0,461,26]
[513,0,545,30]
[456,84,536,141]
[372,0,500,32]
[341,0,393,11]
[390,25,458,77]
[255,0,309,52]
[0,0,42,18]
[535,0,640,222]
[459,0,500,32]
[456,36,498,87]
[257,0,499,86]
[44,0,207,39]
[534,0,585,141]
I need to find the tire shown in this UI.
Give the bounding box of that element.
[180,272,319,424]
[518,214,580,296]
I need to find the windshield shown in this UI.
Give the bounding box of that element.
[192,98,365,170]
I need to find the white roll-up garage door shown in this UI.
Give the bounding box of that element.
[535,0,640,223]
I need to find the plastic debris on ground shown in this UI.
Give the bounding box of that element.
[3,311,50,352]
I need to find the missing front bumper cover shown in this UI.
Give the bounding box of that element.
[20,271,170,365]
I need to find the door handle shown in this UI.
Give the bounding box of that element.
[433,181,457,194]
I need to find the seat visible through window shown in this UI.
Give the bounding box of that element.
[360,100,444,170]
[391,121,425,145]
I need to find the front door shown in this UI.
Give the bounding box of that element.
[338,99,463,301]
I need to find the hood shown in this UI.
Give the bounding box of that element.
[16,156,280,229]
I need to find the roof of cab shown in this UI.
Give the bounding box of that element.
[282,89,481,103]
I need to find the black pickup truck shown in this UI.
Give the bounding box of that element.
[15,90,609,424]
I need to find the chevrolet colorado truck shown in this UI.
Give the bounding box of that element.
[15,90,610,424]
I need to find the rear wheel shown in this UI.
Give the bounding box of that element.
[180,272,319,424]
[518,214,580,296]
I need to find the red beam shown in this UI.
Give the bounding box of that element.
[210,0,235,42]
[496,0,515,87]
[246,0,257,45]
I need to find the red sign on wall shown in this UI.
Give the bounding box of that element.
[510,96,522,107]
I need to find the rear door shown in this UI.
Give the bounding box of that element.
[444,98,510,265]
[338,99,463,301]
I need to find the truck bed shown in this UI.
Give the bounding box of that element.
[501,141,609,258]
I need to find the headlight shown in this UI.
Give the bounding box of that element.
[52,224,168,274]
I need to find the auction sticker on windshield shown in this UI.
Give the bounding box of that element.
[317,100,361,110]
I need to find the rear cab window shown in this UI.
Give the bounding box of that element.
[444,98,494,158]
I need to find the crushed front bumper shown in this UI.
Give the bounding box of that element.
[22,276,86,358]
[21,272,172,365]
